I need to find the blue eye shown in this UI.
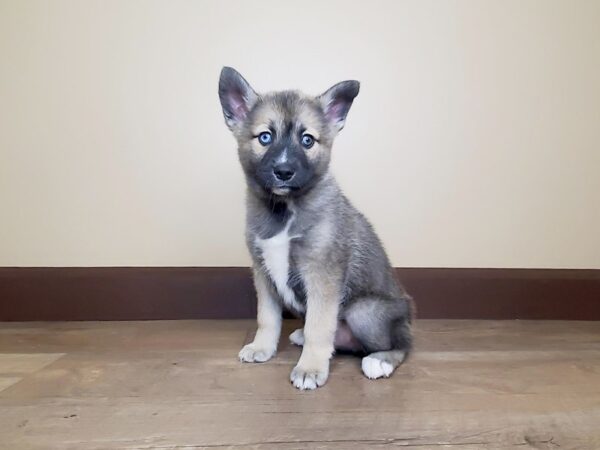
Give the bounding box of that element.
[258,132,272,146]
[301,134,315,149]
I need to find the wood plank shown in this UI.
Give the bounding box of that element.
[0,353,65,375]
[0,320,599,449]
[0,377,21,393]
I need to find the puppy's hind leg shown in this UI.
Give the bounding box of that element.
[361,350,408,379]
[289,328,304,346]
[344,296,412,380]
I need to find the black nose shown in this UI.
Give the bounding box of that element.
[273,164,295,181]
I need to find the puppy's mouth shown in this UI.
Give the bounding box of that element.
[272,186,297,196]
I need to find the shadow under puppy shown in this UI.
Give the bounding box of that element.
[218,67,413,390]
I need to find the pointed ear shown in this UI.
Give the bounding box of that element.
[218,67,259,130]
[318,80,360,133]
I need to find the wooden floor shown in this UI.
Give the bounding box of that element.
[1,320,599,449]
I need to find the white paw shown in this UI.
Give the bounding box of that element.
[289,328,305,346]
[238,343,275,363]
[361,356,395,379]
[290,364,329,390]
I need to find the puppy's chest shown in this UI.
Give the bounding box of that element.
[254,220,306,314]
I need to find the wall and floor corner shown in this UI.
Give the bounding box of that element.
[1,1,599,321]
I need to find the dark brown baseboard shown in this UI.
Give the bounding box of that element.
[1,267,599,321]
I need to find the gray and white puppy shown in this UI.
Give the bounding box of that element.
[218,67,413,390]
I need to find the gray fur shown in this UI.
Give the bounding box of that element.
[219,67,413,386]
[247,174,414,339]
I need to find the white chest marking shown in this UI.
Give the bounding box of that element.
[256,220,304,313]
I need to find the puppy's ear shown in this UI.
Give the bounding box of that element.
[318,80,360,133]
[218,67,259,130]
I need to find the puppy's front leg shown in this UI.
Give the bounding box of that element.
[239,268,282,363]
[290,270,340,390]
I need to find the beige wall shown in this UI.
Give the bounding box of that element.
[1,0,599,268]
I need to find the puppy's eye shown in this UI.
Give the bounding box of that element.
[258,131,272,146]
[301,134,315,149]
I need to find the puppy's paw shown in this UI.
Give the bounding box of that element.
[238,343,275,363]
[290,364,329,390]
[361,355,394,379]
[289,328,304,346]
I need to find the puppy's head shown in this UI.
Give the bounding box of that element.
[218,67,359,198]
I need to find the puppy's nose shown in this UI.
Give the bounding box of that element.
[273,164,295,181]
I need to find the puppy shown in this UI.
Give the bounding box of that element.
[218,67,413,390]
